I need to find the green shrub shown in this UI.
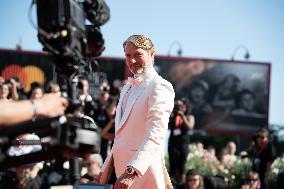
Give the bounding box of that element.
[268,154,284,187]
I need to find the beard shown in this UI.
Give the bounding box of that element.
[131,64,145,75]
[129,56,153,75]
[135,67,145,75]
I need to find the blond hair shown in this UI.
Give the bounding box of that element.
[123,35,154,51]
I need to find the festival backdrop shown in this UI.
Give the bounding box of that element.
[0,49,270,135]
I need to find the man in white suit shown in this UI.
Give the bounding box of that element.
[99,35,175,189]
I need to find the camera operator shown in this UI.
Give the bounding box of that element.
[0,93,68,126]
[168,98,195,185]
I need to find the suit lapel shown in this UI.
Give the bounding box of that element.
[115,84,131,131]
[116,83,147,133]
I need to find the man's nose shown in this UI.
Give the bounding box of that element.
[131,58,136,64]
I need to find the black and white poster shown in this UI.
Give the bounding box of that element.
[155,56,270,135]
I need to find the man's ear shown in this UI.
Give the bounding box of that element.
[149,48,155,61]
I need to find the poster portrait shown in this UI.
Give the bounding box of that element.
[155,56,270,135]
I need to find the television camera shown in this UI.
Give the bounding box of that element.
[36,0,110,75]
[36,0,110,93]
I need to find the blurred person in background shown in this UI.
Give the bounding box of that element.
[0,82,10,101]
[77,78,97,123]
[176,169,204,189]
[68,103,97,130]
[0,78,19,101]
[1,133,43,189]
[222,141,237,169]
[93,81,113,161]
[13,77,28,100]
[30,85,44,100]
[240,171,261,189]
[202,146,220,173]
[111,79,123,97]
[81,153,103,183]
[248,128,276,189]
[78,78,92,105]
[168,98,195,185]
[195,142,205,156]
[101,94,119,143]
[8,77,21,100]
[46,81,61,97]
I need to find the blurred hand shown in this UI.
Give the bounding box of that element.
[9,78,17,86]
[114,172,135,189]
[36,93,68,118]
[80,178,89,184]
[177,110,185,117]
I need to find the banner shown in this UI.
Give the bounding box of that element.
[0,49,270,135]
[155,57,270,135]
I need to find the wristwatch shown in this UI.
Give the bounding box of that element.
[125,166,136,175]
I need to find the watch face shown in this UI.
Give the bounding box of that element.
[126,167,134,175]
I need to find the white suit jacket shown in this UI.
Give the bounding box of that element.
[101,68,175,189]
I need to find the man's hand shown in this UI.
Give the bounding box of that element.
[114,172,136,189]
[80,178,89,184]
[36,93,68,117]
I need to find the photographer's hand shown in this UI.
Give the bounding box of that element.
[0,93,68,126]
[176,111,195,130]
[35,93,68,118]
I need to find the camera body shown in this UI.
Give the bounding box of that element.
[37,0,86,58]
[36,0,110,75]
